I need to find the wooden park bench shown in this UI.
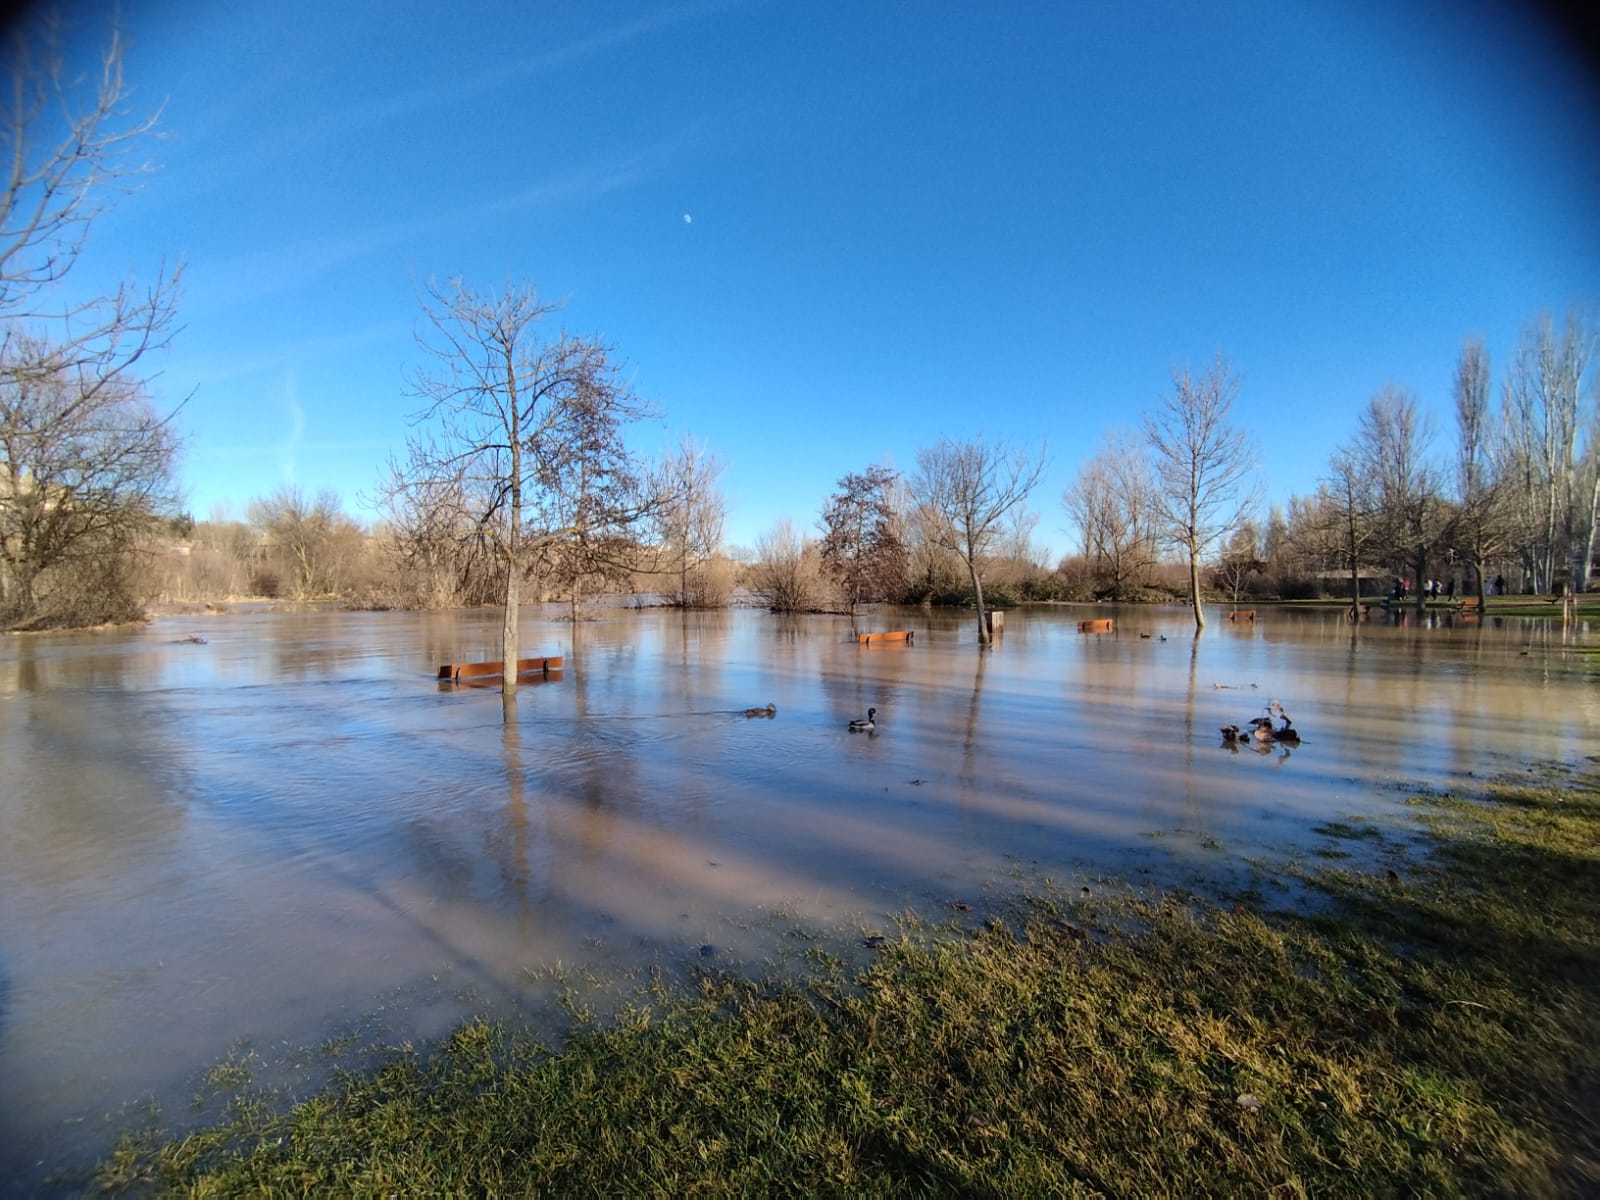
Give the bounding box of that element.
[437,655,563,683]
[1227,610,1256,622]
[1077,617,1114,634]
[857,630,914,645]
[1456,597,1481,614]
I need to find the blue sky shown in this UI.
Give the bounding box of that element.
[39,0,1600,559]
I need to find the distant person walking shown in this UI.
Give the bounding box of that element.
[1494,574,1505,596]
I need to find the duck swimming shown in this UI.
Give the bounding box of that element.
[849,707,877,733]
[743,704,776,718]
[1267,700,1301,744]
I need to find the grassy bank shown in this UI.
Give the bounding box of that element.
[90,766,1599,1197]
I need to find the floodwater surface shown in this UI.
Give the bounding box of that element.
[0,601,1594,1189]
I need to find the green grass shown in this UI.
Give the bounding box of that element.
[87,766,1600,1197]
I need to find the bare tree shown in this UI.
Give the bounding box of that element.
[1583,385,1600,594]
[247,484,364,599]
[1261,503,1296,588]
[1213,519,1263,607]
[1062,431,1159,598]
[750,517,822,612]
[1450,336,1513,604]
[537,368,664,617]
[1002,503,1042,566]
[3,16,170,311]
[985,501,1045,591]
[1500,311,1592,592]
[1354,385,1444,610]
[376,469,502,608]
[0,348,177,625]
[910,436,1045,645]
[818,464,907,616]
[0,16,183,629]
[654,433,727,607]
[384,277,659,695]
[1143,355,1256,630]
[1322,447,1382,610]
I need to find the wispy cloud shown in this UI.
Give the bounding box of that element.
[172,3,729,201]
[202,438,393,460]
[201,370,389,465]
[186,130,703,316]
[182,319,411,387]
[469,133,705,220]
[279,374,305,482]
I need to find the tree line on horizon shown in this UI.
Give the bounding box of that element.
[3,16,1597,652]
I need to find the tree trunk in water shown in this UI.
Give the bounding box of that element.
[970,562,989,646]
[1413,552,1427,612]
[502,356,522,700]
[502,550,519,700]
[1473,554,1487,608]
[1189,548,1205,630]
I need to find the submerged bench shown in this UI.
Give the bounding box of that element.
[437,656,563,682]
[1228,610,1256,622]
[1457,597,1482,615]
[856,630,914,645]
[1078,618,1114,634]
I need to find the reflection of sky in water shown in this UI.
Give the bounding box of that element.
[0,603,1594,1187]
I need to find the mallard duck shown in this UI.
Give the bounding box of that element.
[1268,701,1300,745]
[1220,724,1244,744]
[849,707,877,733]
[743,703,776,718]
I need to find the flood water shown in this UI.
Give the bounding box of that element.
[1,601,1595,1189]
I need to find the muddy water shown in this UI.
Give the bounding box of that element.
[0,602,1594,1187]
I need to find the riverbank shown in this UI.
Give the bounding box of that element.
[1237,594,1599,621]
[86,762,1599,1197]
